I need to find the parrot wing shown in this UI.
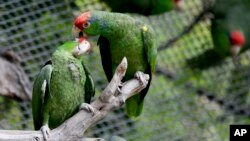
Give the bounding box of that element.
[32,61,52,130]
[140,24,157,101]
[137,24,157,104]
[125,24,158,117]
[98,35,113,81]
[82,62,95,103]
[141,25,157,74]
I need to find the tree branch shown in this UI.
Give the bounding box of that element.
[0,57,149,141]
[0,50,32,101]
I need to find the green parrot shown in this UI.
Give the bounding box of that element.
[100,0,184,15]
[187,0,247,70]
[32,38,95,140]
[72,11,157,117]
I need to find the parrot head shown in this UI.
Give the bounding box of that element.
[72,37,91,57]
[72,11,101,38]
[229,30,245,55]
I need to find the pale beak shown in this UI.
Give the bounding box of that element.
[176,0,184,11]
[72,25,81,38]
[231,45,241,56]
[73,40,91,57]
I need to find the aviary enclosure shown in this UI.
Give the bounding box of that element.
[0,0,249,140]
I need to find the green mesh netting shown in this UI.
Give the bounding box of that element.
[0,0,249,140]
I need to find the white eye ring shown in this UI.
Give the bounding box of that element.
[83,22,90,28]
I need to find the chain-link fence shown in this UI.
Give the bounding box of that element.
[0,0,250,140]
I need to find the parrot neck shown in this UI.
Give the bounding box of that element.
[57,41,78,52]
[54,42,81,59]
[91,11,132,39]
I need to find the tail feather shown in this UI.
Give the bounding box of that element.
[125,93,144,117]
[125,77,151,117]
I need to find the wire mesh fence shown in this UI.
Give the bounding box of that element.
[0,0,250,140]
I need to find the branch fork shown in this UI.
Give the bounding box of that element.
[0,57,149,141]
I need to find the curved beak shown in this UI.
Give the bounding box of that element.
[72,25,81,38]
[73,39,91,57]
[231,45,241,56]
[175,0,184,11]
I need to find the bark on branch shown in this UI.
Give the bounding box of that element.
[0,50,32,101]
[0,57,149,141]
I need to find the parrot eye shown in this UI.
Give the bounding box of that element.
[83,22,90,28]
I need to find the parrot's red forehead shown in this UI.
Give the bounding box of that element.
[230,30,246,47]
[74,11,91,30]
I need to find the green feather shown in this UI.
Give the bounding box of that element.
[83,11,157,117]
[32,63,52,130]
[187,0,250,70]
[211,0,250,55]
[32,41,95,129]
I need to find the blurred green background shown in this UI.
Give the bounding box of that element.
[0,0,250,140]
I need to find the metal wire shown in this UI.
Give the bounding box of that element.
[0,0,249,141]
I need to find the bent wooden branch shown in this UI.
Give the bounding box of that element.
[0,57,149,141]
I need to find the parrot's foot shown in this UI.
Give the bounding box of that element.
[80,103,95,114]
[41,124,50,141]
[135,71,148,87]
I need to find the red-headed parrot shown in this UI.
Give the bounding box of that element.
[187,0,247,70]
[72,11,157,117]
[32,38,95,140]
